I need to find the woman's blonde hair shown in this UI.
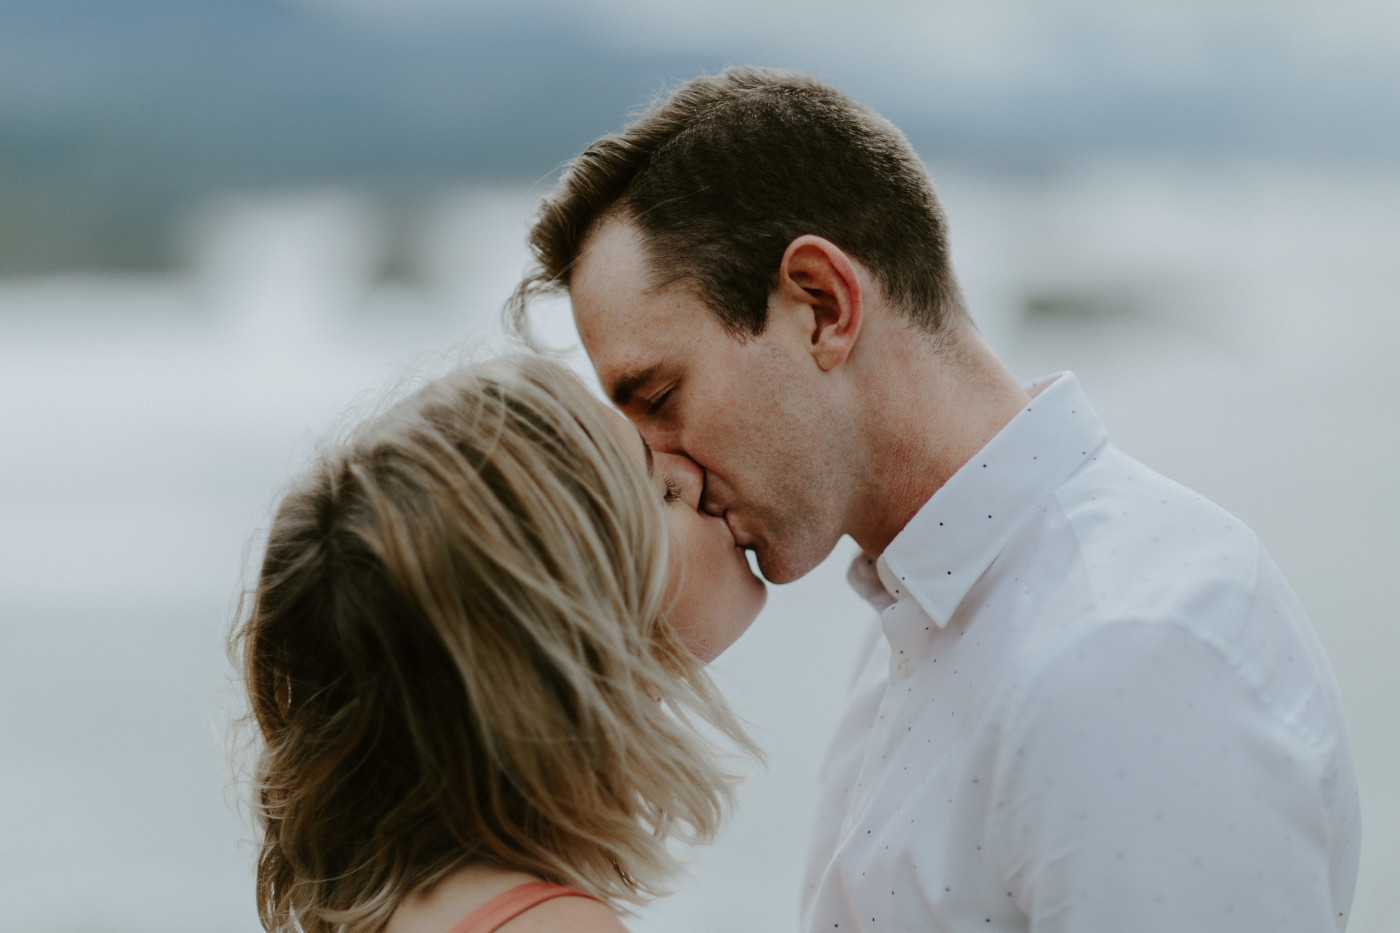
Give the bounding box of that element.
[231,355,753,933]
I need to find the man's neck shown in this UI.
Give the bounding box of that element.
[847,323,1030,557]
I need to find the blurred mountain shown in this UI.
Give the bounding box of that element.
[2,0,1398,274]
[0,0,714,272]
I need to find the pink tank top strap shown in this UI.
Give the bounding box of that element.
[444,881,601,933]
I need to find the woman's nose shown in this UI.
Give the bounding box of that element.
[654,451,704,508]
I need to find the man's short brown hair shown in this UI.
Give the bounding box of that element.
[510,66,967,339]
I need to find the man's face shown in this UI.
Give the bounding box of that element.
[571,218,848,584]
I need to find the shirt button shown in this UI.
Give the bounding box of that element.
[897,657,914,679]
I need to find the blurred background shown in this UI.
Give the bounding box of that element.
[1,0,1397,930]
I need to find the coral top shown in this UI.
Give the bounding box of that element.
[445,881,601,933]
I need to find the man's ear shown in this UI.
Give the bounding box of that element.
[774,235,863,372]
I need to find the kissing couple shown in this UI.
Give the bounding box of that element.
[234,67,1359,933]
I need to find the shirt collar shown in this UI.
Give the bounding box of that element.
[870,371,1109,628]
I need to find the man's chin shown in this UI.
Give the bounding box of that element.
[754,546,824,585]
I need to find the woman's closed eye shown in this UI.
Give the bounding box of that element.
[651,449,703,509]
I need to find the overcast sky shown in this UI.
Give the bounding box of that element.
[298,0,1400,86]
[291,0,1400,163]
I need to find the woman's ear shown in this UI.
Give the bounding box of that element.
[774,235,863,372]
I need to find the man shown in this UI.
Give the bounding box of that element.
[509,67,1360,931]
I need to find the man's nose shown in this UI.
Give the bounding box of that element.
[637,418,682,455]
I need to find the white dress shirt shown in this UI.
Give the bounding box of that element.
[800,372,1360,932]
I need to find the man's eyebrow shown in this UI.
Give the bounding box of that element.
[609,364,662,407]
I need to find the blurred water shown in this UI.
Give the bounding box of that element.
[1,166,1395,932]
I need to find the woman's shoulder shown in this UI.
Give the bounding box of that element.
[385,864,626,933]
[495,890,627,933]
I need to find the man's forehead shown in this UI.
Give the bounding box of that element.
[571,215,653,302]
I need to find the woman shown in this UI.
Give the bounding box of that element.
[232,354,766,933]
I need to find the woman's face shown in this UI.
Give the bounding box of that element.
[606,407,767,661]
